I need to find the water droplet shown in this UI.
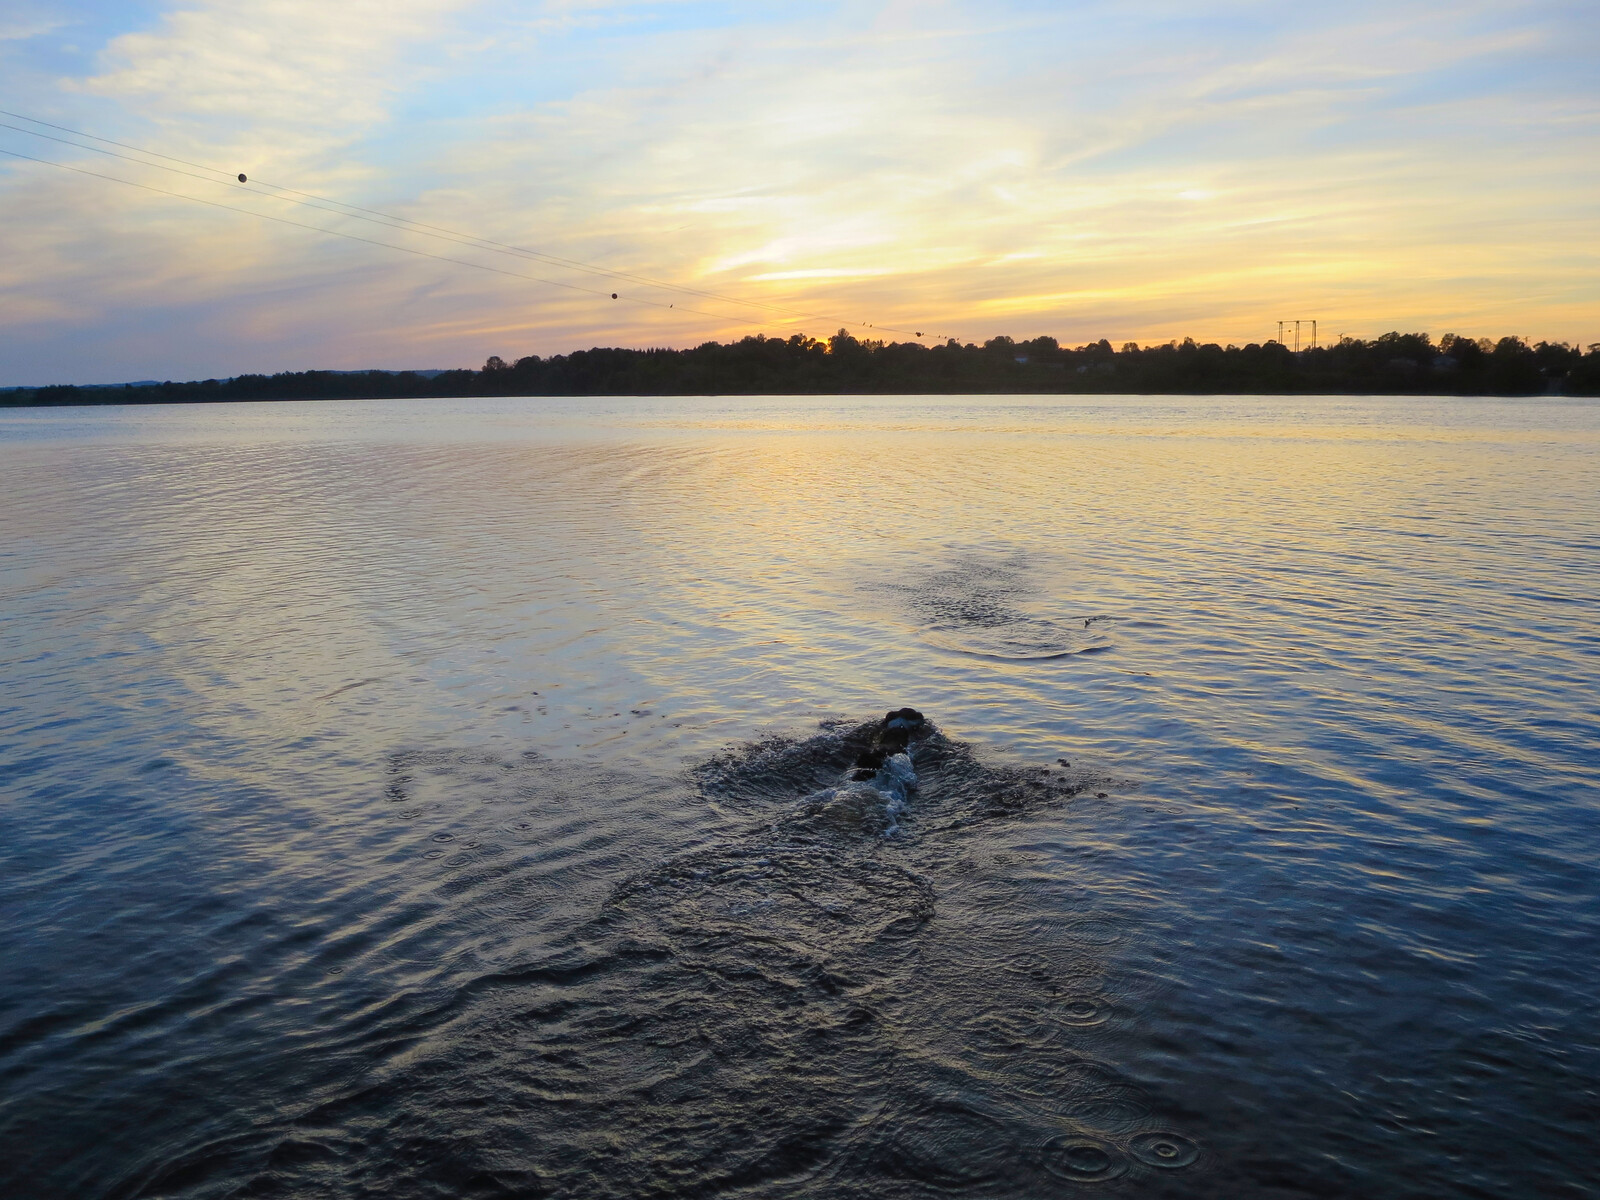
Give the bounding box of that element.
[1041,1135,1128,1183]
[1058,994,1112,1026]
[1130,1131,1199,1168]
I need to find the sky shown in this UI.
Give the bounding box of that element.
[1,0,1596,384]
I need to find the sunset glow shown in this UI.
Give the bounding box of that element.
[1,0,1596,384]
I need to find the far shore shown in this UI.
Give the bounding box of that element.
[7,330,1595,405]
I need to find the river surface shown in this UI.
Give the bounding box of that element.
[1,394,1597,1199]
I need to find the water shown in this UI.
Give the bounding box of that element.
[1,394,1596,1199]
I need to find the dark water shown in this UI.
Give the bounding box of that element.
[1,395,1597,1198]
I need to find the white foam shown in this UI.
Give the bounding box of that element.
[775,750,920,838]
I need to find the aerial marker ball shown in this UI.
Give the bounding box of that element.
[916,332,923,337]
[237,173,247,182]
[611,293,618,299]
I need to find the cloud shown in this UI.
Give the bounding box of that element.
[406,0,1595,349]
[0,19,68,42]
[78,0,470,158]
[1,0,1597,384]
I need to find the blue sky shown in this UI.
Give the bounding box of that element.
[1,0,1596,384]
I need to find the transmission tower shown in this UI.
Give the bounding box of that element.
[1274,319,1318,351]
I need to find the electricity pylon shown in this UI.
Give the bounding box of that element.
[1275,320,1318,351]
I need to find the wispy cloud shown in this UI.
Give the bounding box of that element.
[0,19,68,42]
[1,0,1596,383]
[79,0,470,156]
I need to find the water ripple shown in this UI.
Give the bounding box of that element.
[1,394,1597,1198]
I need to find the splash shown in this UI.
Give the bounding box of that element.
[172,715,1194,1198]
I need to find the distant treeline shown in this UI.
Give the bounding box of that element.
[9,330,1599,405]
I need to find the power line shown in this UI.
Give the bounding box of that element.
[0,108,960,342]
[0,114,788,326]
[0,145,746,326]
[0,118,751,313]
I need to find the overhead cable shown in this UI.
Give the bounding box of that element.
[0,108,960,342]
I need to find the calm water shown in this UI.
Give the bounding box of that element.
[1,394,1597,1199]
